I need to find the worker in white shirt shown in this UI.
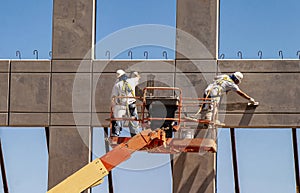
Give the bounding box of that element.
[111,69,140,136]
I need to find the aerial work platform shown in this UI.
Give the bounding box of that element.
[47,87,220,193]
[108,87,220,153]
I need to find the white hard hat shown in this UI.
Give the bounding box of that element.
[116,69,126,78]
[233,72,243,83]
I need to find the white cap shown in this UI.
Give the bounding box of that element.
[233,72,243,83]
[116,69,125,78]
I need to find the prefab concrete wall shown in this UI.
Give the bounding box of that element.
[0,0,299,192]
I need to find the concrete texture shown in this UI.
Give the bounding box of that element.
[0,113,8,125]
[173,153,215,193]
[52,0,94,59]
[51,113,91,126]
[9,113,49,126]
[52,60,92,73]
[48,126,90,190]
[51,73,91,112]
[176,0,218,59]
[10,73,50,112]
[0,73,9,112]
[0,61,10,72]
[93,60,175,73]
[11,60,51,72]
[218,60,300,127]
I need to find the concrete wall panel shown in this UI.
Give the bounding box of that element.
[0,113,8,126]
[52,60,91,73]
[93,60,175,73]
[222,113,300,128]
[221,73,299,113]
[48,126,90,189]
[10,73,50,112]
[0,73,9,112]
[176,0,218,59]
[176,60,217,73]
[51,73,91,112]
[0,61,10,72]
[51,113,91,126]
[173,153,215,193]
[218,60,300,73]
[9,113,49,126]
[11,60,51,72]
[52,0,94,59]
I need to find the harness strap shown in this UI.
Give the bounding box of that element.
[122,80,135,97]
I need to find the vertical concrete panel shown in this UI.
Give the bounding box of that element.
[173,153,215,193]
[0,73,9,112]
[52,0,94,59]
[0,61,9,125]
[173,59,217,192]
[176,0,218,59]
[48,126,90,190]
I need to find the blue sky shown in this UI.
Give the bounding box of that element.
[0,0,299,193]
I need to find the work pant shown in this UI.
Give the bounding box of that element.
[112,103,139,137]
[200,93,220,140]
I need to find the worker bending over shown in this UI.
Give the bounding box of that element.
[111,69,140,137]
[201,71,257,127]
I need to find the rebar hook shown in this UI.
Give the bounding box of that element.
[144,51,149,59]
[237,51,243,59]
[219,54,225,59]
[49,51,52,59]
[16,50,21,60]
[105,50,110,60]
[33,50,39,60]
[297,51,300,59]
[258,50,263,59]
[128,50,133,59]
[162,51,168,59]
[278,50,283,59]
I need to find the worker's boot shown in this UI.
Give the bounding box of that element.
[111,122,121,136]
[201,111,212,129]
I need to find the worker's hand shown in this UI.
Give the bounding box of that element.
[249,97,256,104]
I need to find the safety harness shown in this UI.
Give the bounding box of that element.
[190,75,235,118]
[121,80,138,130]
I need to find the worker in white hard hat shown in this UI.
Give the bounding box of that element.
[111,69,140,137]
[200,72,257,138]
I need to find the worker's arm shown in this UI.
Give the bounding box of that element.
[236,90,256,103]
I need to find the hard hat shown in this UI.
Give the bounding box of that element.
[233,72,243,83]
[116,69,126,78]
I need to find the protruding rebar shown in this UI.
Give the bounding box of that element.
[279,50,283,59]
[33,50,39,60]
[144,51,149,59]
[128,50,133,60]
[16,50,21,60]
[258,50,263,59]
[105,50,110,60]
[237,51,242,59]
[163,51,168,59]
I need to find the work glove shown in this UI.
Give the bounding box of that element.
[249,97,256,104]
